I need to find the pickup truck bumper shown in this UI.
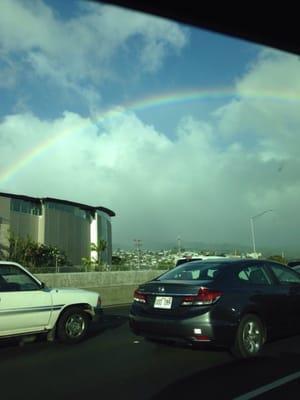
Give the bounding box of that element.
[92,306,104,323]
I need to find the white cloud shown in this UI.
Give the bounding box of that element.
[215,51,300,158]
[1,44,300,252]
[236,50,300,95]
[0,0,188,95]
[0,55,18,88]
[1,89,300,252]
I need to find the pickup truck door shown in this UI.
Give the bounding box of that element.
[0,264,53,336]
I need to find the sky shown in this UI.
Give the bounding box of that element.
[1,0,300,253]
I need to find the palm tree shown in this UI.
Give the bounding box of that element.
[90,239,107,265]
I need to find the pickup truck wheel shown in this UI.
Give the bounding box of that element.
[57,307,89,344]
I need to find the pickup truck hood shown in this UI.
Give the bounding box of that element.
[49,287,99,307]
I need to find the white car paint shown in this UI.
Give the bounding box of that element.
[174,255,228,266]
[0,261,101,339]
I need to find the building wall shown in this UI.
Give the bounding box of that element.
[10,211,40,242]
[43,202,91,265]
[38,205,46,244]
[0,197,11,255]
[107,218,112,265]
[0,195,42,256]
[97,210,112,265]
[0,197,10,219]
[0,194,113,266]
[90,213,98,262]
[5,196,41,243]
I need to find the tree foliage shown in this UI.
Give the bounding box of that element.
[82,240,108,271]
[268,254,287,265]
[90,239,107,264]
[7,233,70,270]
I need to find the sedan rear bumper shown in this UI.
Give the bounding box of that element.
[129,311,237,348]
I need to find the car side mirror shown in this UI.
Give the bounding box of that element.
[40,282,46,289]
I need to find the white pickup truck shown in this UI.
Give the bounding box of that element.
[0,261,102,344]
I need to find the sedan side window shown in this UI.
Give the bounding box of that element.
[269,264,300,284]
[0,265,40,292]
[238,265,272,285]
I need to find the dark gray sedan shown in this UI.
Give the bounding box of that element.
[129,259,300,358]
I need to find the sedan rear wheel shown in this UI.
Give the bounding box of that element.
[232,314,265,358]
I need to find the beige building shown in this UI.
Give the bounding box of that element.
[0,192,115,265]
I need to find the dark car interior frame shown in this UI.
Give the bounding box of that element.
[95,1,300,57]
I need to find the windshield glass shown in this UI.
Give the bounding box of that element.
[0,1,298,269]
[1,2,300,399]
[157,261,227,281]
[0,0,300,269]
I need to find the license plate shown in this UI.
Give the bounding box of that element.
[154,296,173,309]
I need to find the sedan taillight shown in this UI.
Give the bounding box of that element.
[133,289,147,304]
[181,287,222,306]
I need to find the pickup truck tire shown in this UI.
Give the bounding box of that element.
[56,307,90,344]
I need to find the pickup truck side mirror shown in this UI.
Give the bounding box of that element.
[40,282,46,289]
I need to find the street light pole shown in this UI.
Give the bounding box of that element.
[250,217,256,253]
[250,209,273,253]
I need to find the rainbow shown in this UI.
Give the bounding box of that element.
[1,85,300,185]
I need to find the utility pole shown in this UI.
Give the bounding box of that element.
[177,235,181,255]
[55,254,59,273]
[133,239,142,269]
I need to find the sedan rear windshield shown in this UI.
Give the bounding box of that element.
[157,261,227,281]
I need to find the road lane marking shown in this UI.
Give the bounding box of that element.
[233,370,300,399]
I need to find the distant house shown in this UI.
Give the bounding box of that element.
[0,192,115,265]
[246,252,262,259]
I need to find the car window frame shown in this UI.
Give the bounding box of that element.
[264,261,300,286]
[0,263,42,292]
[287,261,300,268]
[234,261,275,287]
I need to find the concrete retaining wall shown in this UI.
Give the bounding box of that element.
[35,270,167,306]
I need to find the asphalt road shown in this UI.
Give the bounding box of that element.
[1,305,300,399]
